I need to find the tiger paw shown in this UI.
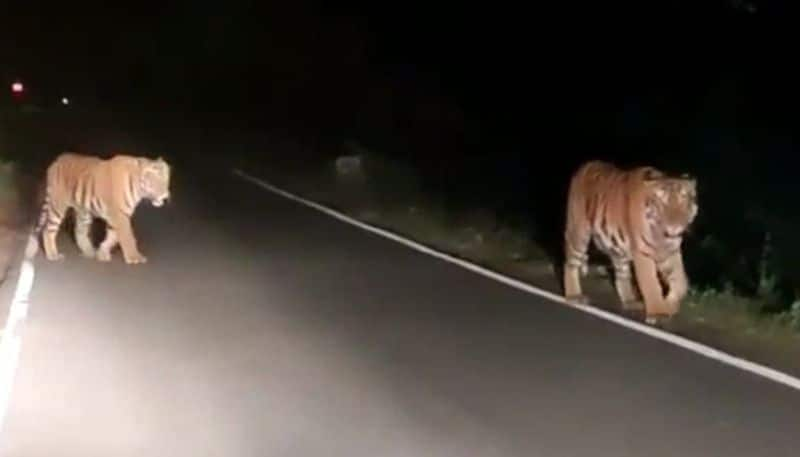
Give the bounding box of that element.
[644,313,673,327]
[621,299,645,311]
[565,294,589,305]
[620,307,645,322]
[124,252,148,264]
[45,252,64,261]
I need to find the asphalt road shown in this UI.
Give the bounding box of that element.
[1,161,799,457]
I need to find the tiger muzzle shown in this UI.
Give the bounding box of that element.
[664,226,685,239]
[152,192,170,207]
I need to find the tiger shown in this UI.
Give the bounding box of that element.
[26,152,171,265]
[562,160,698,324]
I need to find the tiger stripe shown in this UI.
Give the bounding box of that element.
[562,160,698,324]
[27,152,171,265]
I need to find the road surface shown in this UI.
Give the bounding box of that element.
[1,160,799,457]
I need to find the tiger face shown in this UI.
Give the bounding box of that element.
[645,174,697,240]
[139,157,171,207]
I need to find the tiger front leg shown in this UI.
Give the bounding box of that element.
[611,257,644,316]
[659,252,689,316]
[110,213,147,264]
[96,226,118,262]
[632,252,670,325]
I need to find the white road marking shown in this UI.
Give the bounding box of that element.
[233,167,800,394]
[0,254,36,436]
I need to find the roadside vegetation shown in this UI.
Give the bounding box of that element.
[0,106,70,288]
[238,138,800,377]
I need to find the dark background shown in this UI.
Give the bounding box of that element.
[2,0,799,307]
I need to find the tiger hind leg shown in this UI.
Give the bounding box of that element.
[74,210,96,258]
[563,227,591,305]
[41,202,67,261]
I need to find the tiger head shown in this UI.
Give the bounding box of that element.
[139,157,171,207]
[643,171,698,240]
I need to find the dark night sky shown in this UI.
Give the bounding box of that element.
[1,0,797,155]
[3,1,800,268]
[2,0,800,300]
[0,2,773,100]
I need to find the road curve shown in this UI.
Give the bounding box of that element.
[0,161,799,457]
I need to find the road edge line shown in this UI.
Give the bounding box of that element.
[0,234,37,435]
[232,168,800,393]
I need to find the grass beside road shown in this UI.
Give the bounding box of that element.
[235,139,800,379]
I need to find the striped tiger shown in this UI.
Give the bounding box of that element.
[562,160,698,324]
[27,152,171,264]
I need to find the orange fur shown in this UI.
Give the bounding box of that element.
[28,152,171,264]
[563,160,698,324]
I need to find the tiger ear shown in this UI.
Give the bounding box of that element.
[137,157,156,172]
[678,173,696,190]
[642,167,665,185]
[643,175,664,188]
